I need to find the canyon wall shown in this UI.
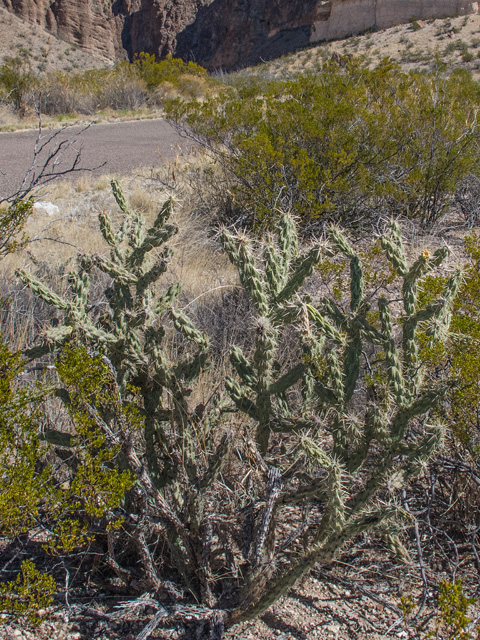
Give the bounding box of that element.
[176,0,479,68]
[175,0,321,70]
[311,0,479,43]
[0,0,212,62]
[0,0,478,70]
[1,0,124,59]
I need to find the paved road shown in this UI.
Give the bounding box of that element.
[0,119,194,199]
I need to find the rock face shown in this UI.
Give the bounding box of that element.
[1,0,124,59]
[0,0,478,69]
[176,0,320,70]
[311,0,479,43]
[177,0,478,68]
[0,0,211,62]
[119,0,212,62]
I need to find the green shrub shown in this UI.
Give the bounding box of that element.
[419,231,480,452]
[401,580,478,639]
[0,336,134,621]
[0,560,56,626]
[133,52,208,90]
[0,56,35,116]
[0,339,51,539]
[0,200,32,257]
[166,60,480,229]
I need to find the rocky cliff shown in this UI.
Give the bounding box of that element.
[0,0,213,62]
[176,0,321,70]
[1,0,123,59]
[177,0,478,68]
[0,0,478,70]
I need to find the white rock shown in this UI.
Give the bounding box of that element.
[33,201,60,217]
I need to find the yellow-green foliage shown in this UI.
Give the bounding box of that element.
[433,580,478,639]
[0,339,51,538]
[166,60,480,228]
[417,233,480,450]
[37,54,211,115]
[0,56,36,116]
[0,200,32,257]
[51,345,134,528]
[0,560,56,626]
[0,339,134,604]
[132,52,208,90]
[401,580,478,639]
[447,232,480,449]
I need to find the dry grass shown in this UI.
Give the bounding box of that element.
[1,159,239,355]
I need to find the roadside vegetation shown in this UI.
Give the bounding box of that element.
[2,23,480,640]
[167,59,480,230]
[0,53,214,129]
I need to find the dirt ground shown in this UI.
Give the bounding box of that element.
[1,534,478,640]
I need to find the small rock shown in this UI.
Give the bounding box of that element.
[33,201,60,217]
[411,19,426,30]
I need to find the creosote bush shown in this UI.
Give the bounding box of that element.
[2,179,460,636]
[166,60,480,229]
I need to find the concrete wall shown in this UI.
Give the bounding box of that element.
[311,0,479,43]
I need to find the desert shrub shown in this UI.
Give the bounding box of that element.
[420,231,480,452]
[37,56,210,115]
[0,56,36,116]
[0,336,136,623]
[0,560,56,627]
[132,52,208,91]
[0,328,135,620]
[0,200,32,257]
[9,179,460,635]
[36,72,79,115]
[38,69,106,115]
[166,60,480,229]
[0,340,51,539]
[401,579,478,639]
[99,65,148,110]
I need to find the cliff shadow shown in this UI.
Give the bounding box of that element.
[175,0,315,71]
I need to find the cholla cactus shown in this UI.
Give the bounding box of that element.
[16,181,240,611]
[14,198,461,634]
[227,220,460,625]
[17,180,210,492]
[222,213,322,452]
